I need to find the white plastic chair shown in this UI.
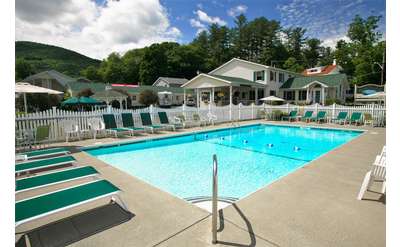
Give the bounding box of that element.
[88,118,106,140]
[207,112,217,125]
[357,151,386,200]
[62,120,80,142]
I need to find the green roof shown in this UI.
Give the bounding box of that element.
[66,81,186,96]
[210,75,264,87]
[280,73,347,89]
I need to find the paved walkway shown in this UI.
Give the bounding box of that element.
[16,121,385,246]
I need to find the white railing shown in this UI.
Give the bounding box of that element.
[15,103,385,142]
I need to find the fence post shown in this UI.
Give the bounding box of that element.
[371,103,376,126]
[315,103,318,113]
[149,104,154,120]
[52,106,58,141]
[238,103,242,120]
[286,103,289,113]
[182,103,186,117]
[229,103,232,121]
[251,103,255,120]
[332,103,336,120]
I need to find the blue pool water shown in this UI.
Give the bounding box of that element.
[85,124,362,200]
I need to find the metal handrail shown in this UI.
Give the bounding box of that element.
[212,154,218,244]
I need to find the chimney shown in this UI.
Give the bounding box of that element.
[333,59,337,65]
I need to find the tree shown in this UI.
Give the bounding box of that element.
[303,38,322,67]
[138,90,159,106]
[80,65,102,82]
[15,58,34,80]
[77,88,94,97]
[283,57,304,73]
[284,27,307,61]
[98,52,125,83]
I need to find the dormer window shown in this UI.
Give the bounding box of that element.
[254,71,264,81]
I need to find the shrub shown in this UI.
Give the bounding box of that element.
[139,89,159,106]
[77,88,94,97]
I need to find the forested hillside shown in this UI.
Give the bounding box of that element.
[15,41,101,79]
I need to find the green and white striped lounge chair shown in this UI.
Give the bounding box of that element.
[348,112,363,125]
[103,114,131,138]
[121,113,145,135]
[15,155,76,175]
[140,113,167,133]
[331,111,348,125]
[158,112,182,130]
[15,180,128,227]
[282,110,298,122]
[301,111,313,122]
[310,111,327,123]
[16,147,70,161]
[16,166,99,193]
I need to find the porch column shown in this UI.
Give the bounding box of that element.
[183,88,186,106]
[229,86,233,121]
[196,89,200,108]
[255,88,258,104]
[322,88,325,105]
[211,87,215,108]
[306,88,309,103]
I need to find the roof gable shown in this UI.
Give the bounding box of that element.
[280,73,347,89]
[153,77,188,86]
[24,70,75,86]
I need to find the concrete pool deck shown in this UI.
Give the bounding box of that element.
[15,121,386,246]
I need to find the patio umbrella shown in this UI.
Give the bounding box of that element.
[15,82,64,114]
[259,96,285,103]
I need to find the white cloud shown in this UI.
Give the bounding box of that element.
[195,10,226,26]
[227,5,248,17]
[322,35,350,48]
[189,9,226,34]
[276,0,385,45]
[15,0,181,59]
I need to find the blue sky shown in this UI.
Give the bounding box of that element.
[16,0,385,59]
[161,0,385,44]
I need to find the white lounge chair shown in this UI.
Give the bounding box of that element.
[357,152,386,200]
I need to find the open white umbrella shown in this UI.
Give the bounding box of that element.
[158,91,172,94]
[259,96,285,102]
[15,82,64,114]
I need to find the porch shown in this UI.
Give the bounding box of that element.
[182,74,266,108]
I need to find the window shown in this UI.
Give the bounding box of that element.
[131,95,137,101]
[279,73,284,83]
[283,91,295,100]
[241,92,246,98]
[269,71,275,81]
[176,96,180,100]
[249,90,255,100]
[255,71,264,81]
[339,85,342,97]
[298,90,307,100]
[269,90,276,96]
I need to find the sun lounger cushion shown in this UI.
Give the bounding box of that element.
[16,180,120,226]
[16,166,99,192]
[19,147,69,159]
[15,155,76,174]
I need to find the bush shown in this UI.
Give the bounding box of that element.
[325,98,342,105]
[77,88,94,97]
[139,89,159,106]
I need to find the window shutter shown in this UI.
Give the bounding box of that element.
[261,70,265,81]
[253,71,256,81]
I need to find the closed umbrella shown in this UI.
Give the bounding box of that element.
[15,82,64,114]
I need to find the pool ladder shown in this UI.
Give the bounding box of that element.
[212,154,218,244]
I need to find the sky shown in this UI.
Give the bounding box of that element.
[15,0,385,60]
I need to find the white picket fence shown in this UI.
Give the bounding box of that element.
[15,103,385,142]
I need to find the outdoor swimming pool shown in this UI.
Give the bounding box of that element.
[85,124,362,201]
